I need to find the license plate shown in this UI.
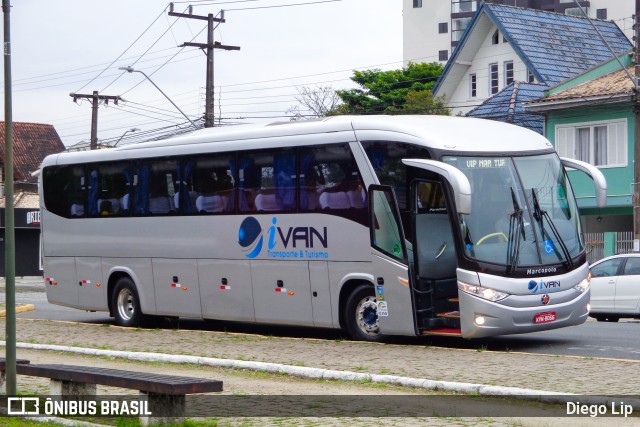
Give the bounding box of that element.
[534,311,556,324]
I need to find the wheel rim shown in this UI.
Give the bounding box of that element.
[355,296,380,336]
[116,288,135,321]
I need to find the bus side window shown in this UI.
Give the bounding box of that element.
[133,160,178,216]
[361,141,432,211]
[188,154,236,214]
[300,144,367,225]
[43,165,86,218]
[299,159,324,210]
[87,162,130,217]
[238,149,296,213]
[175,161,197,214]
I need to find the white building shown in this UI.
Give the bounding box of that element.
[403,0,633,66]
[432,4,632,119]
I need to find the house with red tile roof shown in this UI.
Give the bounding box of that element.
[0,121,65,184]
[0,122,64,276]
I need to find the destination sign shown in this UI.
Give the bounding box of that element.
[464,158,506,169]
[443,157,508,169]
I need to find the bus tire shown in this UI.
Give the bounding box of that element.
[344,284,384,342]
[112,277,144,327]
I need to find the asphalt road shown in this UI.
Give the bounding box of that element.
[7,280,640,361]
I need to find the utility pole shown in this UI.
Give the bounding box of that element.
[69,91,121,150]
[634,0,640,245]
[169,3,240,127]
[2,0,16,397]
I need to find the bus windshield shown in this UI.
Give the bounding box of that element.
[443,154,584,268]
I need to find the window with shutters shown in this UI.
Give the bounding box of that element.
[555,119,627,168]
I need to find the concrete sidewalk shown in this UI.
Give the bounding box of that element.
[2,316,638,396]
[2,276,639,397]
[6,348,624,427]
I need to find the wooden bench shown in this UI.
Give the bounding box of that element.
[3,362,222,424]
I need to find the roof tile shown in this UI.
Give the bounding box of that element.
[467,82,545,134]
[486,4,632,86]
[537,66,635,103]
[0,122,65,183]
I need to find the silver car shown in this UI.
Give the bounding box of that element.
[589,253,640,322]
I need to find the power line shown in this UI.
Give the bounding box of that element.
[119,24,209,97]
[3,51,205,94]
[224,0,342,11]
[100,5,194,93]
[75,5,170,93]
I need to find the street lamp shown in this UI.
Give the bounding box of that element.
[118,66,198,129]
[113,127,140,147]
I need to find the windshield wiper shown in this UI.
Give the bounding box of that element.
[461,216,475,256]
[507,188,525,273]
[531,189,574,269]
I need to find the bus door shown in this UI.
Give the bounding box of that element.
[411,180,460,333]
[368,185,416,336]
[402,159,472,335]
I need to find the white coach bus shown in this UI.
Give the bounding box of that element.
[39,116,606,340]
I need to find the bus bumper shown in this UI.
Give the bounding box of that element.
[458,288,590,339]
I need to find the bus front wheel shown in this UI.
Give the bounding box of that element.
[112,277,144,327]
[344,284,384,342]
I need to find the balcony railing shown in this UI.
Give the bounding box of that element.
[451,0,476,14]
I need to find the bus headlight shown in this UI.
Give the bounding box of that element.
[574,277,590,293]
[457,281,509,302]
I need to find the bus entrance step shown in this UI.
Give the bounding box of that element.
[436,311,460,319]
[422,328,462,337]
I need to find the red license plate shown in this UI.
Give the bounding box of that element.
[534,311,556,324]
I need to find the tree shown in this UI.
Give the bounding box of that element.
[286,85,342,121]
[334,62,445,115]
[391,90,450,116]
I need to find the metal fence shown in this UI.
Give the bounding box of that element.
[584,231,634,264]
[616,231,634,256]
[584,232,603,265]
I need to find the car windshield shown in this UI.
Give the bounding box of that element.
[443,154,584,268]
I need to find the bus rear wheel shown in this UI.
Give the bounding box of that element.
[112,277,144,327]
[344,284,384,342]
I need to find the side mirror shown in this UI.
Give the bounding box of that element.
[560,157,607,208]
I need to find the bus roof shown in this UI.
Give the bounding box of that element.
[43,116,553,167]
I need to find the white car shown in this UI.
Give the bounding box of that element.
[589,253,640,322]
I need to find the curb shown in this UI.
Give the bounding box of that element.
[0,304,35,317]
[3,341,575,403]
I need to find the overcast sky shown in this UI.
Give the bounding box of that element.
[0,0,403,147]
